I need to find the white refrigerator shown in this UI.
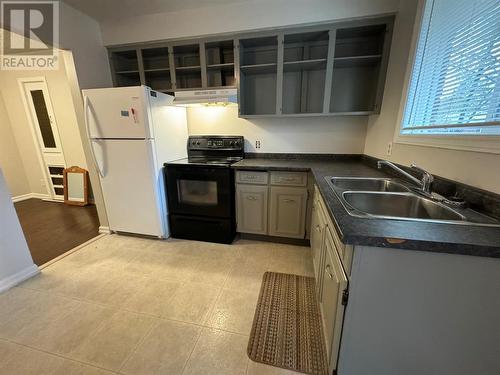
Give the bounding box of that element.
[82,86,188,238]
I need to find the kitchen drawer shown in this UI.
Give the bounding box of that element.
[270,171,307,187]
[236,170,269,185]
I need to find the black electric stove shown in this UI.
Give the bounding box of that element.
[164,136,244,244]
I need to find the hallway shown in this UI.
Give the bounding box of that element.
[14,199,99,266]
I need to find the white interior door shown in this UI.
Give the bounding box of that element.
[19,78,66,200]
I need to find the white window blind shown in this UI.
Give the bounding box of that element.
[401,0,500,135]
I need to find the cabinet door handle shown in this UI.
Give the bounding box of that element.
[315,224,321,232]
[325,264,334,279]
[280,177,295,182]
[283,198,295,203]
[246,195,258,201]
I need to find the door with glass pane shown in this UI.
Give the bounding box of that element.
[20,78,66,200]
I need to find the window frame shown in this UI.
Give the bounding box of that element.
[393,0,500,154]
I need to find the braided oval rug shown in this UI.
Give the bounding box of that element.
[247,272,328,375]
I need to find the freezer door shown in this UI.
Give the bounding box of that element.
[94,139,165,237]
[83,86,151,139]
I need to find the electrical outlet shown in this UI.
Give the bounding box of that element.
[255,140,261,149]
[386,142,393,156]
[40,179,46,188]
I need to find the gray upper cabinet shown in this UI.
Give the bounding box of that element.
[330,23,390,114]
[108,15,393,116]
[282,30,329,115]
[141,47,172,92]
[109,49,141,87]
[173,44,202,89]
[109,40,236,93]
[238,36,279,116]
[205,40,236,88]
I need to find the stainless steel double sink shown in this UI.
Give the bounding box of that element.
[325,177,492,224]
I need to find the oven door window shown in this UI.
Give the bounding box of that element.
[177,179,218,206]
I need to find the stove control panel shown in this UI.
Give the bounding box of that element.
[188,136,244,150]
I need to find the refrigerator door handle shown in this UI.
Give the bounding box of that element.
[84,95,104,178]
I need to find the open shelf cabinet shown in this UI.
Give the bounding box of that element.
[206,40,236,88]
[108,15,393,117]
[173,44,202,89]
[281,31,329,114]
[236,17,392,117]
[110,50,141,87]
[141,47,172,92]
[238,36,278,116]
[329,24,388,113]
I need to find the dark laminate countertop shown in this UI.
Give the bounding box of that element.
[232,157,500,258]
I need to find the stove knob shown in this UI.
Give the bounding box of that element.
[196,141,200,146]
[235,141,240,147]
[229,141,234,146]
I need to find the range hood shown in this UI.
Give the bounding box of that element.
[174,88,238,106]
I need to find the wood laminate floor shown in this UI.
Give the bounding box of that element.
[14,199,99,266]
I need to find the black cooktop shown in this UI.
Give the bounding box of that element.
[167,156,243,167]
[165,135,244,168]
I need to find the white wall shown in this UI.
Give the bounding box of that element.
[0,95,30,197]
[0,169,38,293]
[187,107,367,154]
[59,2,112,89]
[364,0,500,194]
[0,48,89,197]
[101,0,399,45]
[58,3,113,226]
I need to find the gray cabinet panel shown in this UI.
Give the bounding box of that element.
[320,228,348,369]
[236,184,268,235]
[269,186,307,238]
[311,199,327,298]
[108,16,393,116]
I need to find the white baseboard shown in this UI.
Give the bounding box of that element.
[99,226,111,234]
[0,264,39,293]
[12,193,51,203]
[12,193,33,202]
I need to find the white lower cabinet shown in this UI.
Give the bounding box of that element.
[236,184,268,234]
[310,198,327,298]
[269,186,308,238]
[236,170,309,239]
[320,227,348,371]
[312,185,349,373]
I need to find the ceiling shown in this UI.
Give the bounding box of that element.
[62,0,255,22]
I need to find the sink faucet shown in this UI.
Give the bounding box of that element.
[377,160,434,194]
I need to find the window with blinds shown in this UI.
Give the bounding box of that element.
[401,0,500,136]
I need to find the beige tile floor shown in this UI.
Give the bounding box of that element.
[0,234,314,375]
